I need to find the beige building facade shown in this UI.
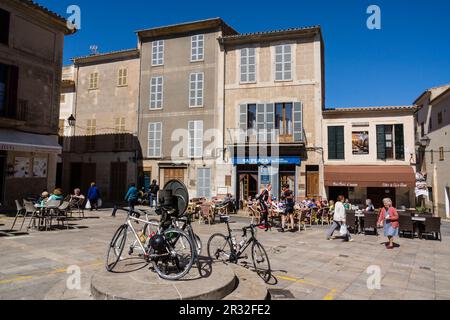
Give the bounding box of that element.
[0,0,73,209]
[61,49,140,202]
[322,106,417,208]
[136,18,238,198]
[415,84,450,218]
[221,27,325,203]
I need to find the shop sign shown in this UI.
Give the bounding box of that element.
[382,183,408,188]
[332,182,359,187]
[233,156,301,165]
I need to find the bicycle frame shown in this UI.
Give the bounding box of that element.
[223,220,258,261]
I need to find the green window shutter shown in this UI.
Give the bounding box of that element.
[328,126,337,159]
[377,125,386,160]
[336,126,345,160]
[395,124,405,160]
[293,102,303,142]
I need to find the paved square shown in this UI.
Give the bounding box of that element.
[0,210,449,300]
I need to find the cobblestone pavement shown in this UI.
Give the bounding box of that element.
[1,209,449,300]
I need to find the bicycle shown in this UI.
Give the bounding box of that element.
[173,213,202,256]
[207,217,271,283]
[106,207,195,281]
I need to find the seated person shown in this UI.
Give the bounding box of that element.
[48,189,64,202]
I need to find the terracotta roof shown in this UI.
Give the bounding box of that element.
[413,83,450,105]
[323,106,416,113]
[221,25,321,40]
[71,48,139,64]
[16,0,76,34]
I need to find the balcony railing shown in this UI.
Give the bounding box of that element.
[226,128,304,145]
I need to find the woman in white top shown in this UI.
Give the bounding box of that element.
[326,195,353,242]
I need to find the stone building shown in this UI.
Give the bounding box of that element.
[415,84,450,218]
[0,0,74,209]
[60,49,141,203]
[220,26,325,203]
[322,106,417,208]
[136,18,238,197]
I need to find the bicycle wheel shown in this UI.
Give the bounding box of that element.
[207,233,232,262]
[251,241,271,283]
[106,224,128,272]
[152,228,195,281]
[194,234,202,256]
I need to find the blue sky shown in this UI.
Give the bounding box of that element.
[39,0,450,107]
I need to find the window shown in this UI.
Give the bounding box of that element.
[197,168,211,199]
[150,76,163,109]
[239,102,303,142]
[440,147,445,161]
[0,9,10,46]
[328,126,345,160]
[240,48,256,83]
[188,120,203,158]
[191,35,204,61]
[376,124,405,160]
[430,149,434,164]
[275,103,293,136]
[118,68,128,86]
[89,72,98,90]
[86,119,96,151]
[438,112,443,125]
[429,117,432,132]
[114,117,126,149]
[152,40,164,66]
[60,94,66,104]
[274,44,292,81]
[148,122,162,158]
[421,122,425,137]
[0,63,18,118]
[189,73,203,107]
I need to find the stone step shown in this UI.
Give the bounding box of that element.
[90,258,237,300]
[222,264,270,300]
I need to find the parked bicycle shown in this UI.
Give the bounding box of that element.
[106,207,195,280]
[207,217,271,283]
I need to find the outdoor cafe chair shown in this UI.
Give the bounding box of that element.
[318,207,331,225]
[24,200,41,230]
[363,213,379,236]
[346,212,357,234]
[10,200,26,231]
[43,200,63,231]
[69,197,85,218]
[199,203,214,225]
[421,217,442,241]
[399,215,416,239]
[56,201,71,230]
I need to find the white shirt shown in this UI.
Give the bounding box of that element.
[333,201,346,222]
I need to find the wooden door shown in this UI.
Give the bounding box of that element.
[306,172,320,198]
[110,162,127,202]
[164,168,185,184]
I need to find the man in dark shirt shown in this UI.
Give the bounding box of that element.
[258,184,272,231]
[149,180,159,208]
[280,184,295,232]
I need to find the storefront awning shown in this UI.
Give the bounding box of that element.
[0,129,61,154]
[324,165,416,188]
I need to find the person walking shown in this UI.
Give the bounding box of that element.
[257,184,272,232]
[87,182,101,211]
[326,195,353,242]
[377,198,399,249]
[124,183,139,211]
[149,180,159,208]
[280,184,295,232]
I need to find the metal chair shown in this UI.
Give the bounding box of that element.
[56,201,71,229]
[69,197,85,218]
[10,200,26,231]
[44,200,63,231]
[199,204,214,225]
[248,205,261,225]
[421,217,441,241]
[24,200,40,230]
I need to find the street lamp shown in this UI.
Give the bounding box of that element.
[420,135,431,148]
[67,114,76,127]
